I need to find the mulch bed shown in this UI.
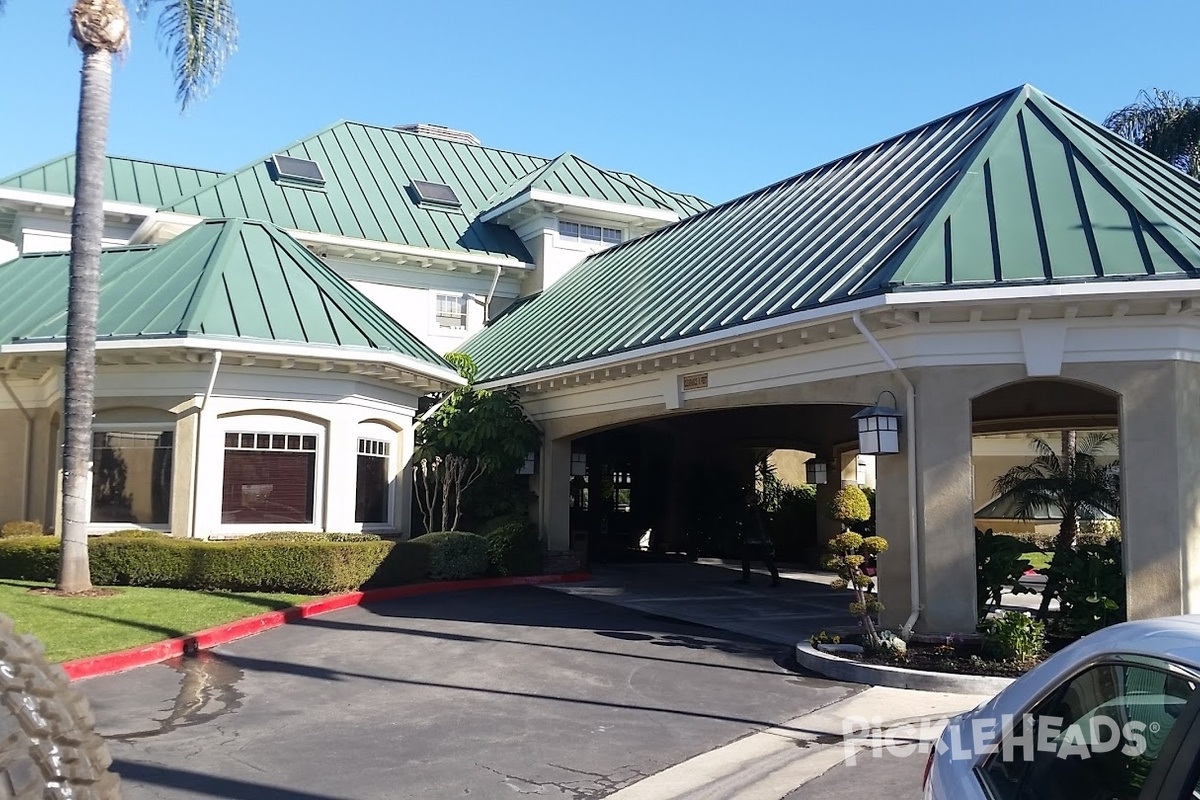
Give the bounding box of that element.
[26,587,120,598]
[828,634,1064,678]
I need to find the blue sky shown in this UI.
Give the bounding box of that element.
[1,1,1198,204]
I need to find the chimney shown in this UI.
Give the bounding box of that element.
[395,123,481,146]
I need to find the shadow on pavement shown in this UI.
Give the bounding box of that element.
[112,760,354,800]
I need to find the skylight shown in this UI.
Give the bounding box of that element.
[410,179,461,208]
[271,154,325,186]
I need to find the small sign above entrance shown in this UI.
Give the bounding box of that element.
[681,373,709,391]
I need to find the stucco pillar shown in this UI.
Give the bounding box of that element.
[538,437,572,551]
[1119,361,1200,618]
[325,416,357,533]
[170,409,199,538]
[911,370,978,633]
[814,449,842,551]
[875,447,912,631]
[395,422,415,538]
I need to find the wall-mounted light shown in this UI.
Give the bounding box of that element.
[804,458,828,485]
[570,452,588,476]
[853,390,902,455]
[517,452,537,475]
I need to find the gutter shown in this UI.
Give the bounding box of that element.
[189,350,222,539]
[852,311,922,636]
[0,373,34,520]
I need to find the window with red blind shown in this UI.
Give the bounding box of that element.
[221,432,317,524]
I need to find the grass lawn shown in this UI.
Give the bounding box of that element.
[1022,551,1052,572]
[0,580,314,663]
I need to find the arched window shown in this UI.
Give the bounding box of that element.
[356,423,397,526]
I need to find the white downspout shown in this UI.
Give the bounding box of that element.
[852,311,921,636]
[0,373,34,520]
[189,350,222,539]
[484,265,503,323]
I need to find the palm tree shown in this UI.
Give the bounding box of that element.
[1105,89,1200,179]
[992,431,1121,619]
[1,1,237,591]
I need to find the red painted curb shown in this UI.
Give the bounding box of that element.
[60,571,591,681]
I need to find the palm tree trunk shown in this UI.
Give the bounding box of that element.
[1036,430,1079,619]
[58,45,113,593]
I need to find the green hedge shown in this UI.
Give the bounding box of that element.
[416,532,489,580]
[484,520,542,577]
[0,537,430,594]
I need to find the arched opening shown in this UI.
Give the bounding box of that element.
[971,378,1122,635]
[565,404,867,564]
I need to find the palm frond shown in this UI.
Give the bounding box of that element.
[1105,88,1200,178]
[135,0,237,111]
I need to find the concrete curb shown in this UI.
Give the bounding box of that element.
[795,642,1016,695]
[61,572,591,681]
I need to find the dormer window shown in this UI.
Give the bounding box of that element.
[270,154,325,187]
[559,220,622,244]
[411,180,462,208]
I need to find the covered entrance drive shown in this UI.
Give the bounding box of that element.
[462,84,1200,634]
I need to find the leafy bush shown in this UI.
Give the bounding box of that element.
[975,528,1036,617]
[0,537,430,593]
[414,531,489,580]
[0,520,45,538]
[767,484,818,562]
[241,531,382,543]
[981,611,1045,663]
[105,529,169,539]
[484,520,542,576]
[479,514,532,536]
[1050,540,1126,635]
[827,486,871,530]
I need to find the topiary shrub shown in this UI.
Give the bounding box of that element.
[1,520,46,538]
[413,531,489,580]
[827,486,872,532]
[484,520,542,576]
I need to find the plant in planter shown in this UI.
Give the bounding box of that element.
[824,531,889,650]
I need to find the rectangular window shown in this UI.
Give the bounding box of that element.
[558,220,621,245]
[221,432,317,524]
[355,438,390,524]
[91,431,173,525]
[436,293,468,329]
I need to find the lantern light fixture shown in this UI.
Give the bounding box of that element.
[853,390,902,455]
[804,458,828,485]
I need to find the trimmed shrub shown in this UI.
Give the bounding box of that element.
[414,531,489,580]
[0,536,59,578]
[0,537,430,594]
[241,532,383,543]
[484,520,542,576]
[479,514,531,536]
[105,529,169,539]
[827,486,871,530]
[1,520,46,538]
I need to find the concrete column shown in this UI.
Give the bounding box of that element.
[911,371,978,633]
[1120,361,1200,618]
[814,449,842,550]
[395,423,415,538]
[170,409,199,538]
[875,448,912,630]
[538,437,572,550]
[325,416,357,532]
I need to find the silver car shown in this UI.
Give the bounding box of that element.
[925,615,1200,799]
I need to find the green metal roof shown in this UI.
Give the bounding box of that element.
[463,85,1200,382]
[0,154,223,207]
[483,152,691,215]
[161,123,709,261]
[0,219,449,370]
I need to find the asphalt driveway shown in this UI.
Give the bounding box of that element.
[83,584,860,799]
